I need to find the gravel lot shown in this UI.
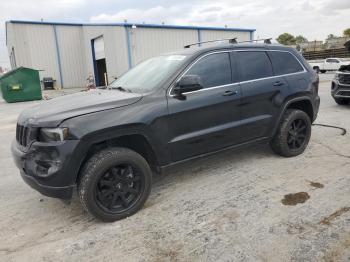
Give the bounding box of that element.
[1,73,350,261]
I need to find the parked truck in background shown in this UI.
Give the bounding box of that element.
[331,64,350,105]
[308,58,350,73]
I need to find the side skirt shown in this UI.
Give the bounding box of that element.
[159,137,270,174]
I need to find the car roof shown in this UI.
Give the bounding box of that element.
[165,43,295,57]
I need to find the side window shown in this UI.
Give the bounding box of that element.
[268,51,304,75]
[185,53,232,89]
[326,58,339,63]
[237,51,273,81]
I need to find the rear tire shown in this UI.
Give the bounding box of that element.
[334,98,349,105]
[78,147,152,222]
[270,109,311,157]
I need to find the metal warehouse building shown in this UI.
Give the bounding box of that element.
[6,20,255,88]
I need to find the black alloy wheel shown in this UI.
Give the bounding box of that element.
[78,147,152,222]
[95,164,144,213]
[270,109,311,157]
[287,119,307,150]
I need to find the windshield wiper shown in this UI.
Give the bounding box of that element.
[111,86,132,93]
[111,86,133,93]
[113,86,126,91]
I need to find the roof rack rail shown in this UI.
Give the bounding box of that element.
[184,37,272,48]
[238,38,272,44]
[184,37,237,48]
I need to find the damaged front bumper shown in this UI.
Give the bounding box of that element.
[11,139,80,199]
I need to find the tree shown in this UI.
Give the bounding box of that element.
[344,28,350,37]
[326,34,338,41]
[295,35,308,44]
[276,33,296,45]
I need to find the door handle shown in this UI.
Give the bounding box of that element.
[273,81,284,87]
[223,90,238,96]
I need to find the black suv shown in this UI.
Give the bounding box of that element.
[12,43,320,222]
[332,65,350,105]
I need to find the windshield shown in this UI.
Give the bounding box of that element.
[110,55,187,93]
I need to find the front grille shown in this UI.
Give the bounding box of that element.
[339,74,350,85]
[16,124,29,147]
[15,124,37,147]
[336,90,350,97]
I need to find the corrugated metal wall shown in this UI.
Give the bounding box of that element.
[55,25,86,88]
[128,27,251,66]
[200,30,251,43]
[6,22,254,88]
[129,27,198,66]
[83,26,129,84]
[6,23,61,86]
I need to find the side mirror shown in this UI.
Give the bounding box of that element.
[173,75,203,95]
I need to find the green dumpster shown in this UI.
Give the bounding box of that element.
[0,67,42,103]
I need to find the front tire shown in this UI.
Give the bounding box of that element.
[334,98,349,105]
[270,109,311,157]
[78,147,152,222]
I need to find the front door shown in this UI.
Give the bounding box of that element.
[166,52,242,162]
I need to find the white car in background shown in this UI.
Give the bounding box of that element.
[308,58,350,73]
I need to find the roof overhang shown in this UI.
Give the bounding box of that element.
[7,20,256,32]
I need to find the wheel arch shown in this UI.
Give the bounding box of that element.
[74,130,161,184]
[272,97,314,138]
[286,99,314,121]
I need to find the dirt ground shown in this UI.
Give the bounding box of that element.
[1,73,350,262]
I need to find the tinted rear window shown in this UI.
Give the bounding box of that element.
[237,51,273,81]
[269,51,304,75]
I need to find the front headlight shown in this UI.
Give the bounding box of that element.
[39,128,69,142]
[334,73,340,81]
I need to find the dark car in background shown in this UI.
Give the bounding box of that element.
[332,65,350,105]
[12,43,320,222]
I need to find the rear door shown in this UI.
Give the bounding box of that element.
[267,50,307,96]
[236,50,288,141]
[166,51,242,162]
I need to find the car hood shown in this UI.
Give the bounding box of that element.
[18,89,142,127]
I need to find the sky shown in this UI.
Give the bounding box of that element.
[0,0,349,68]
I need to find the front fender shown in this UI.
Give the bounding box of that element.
[62,125,168,187]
